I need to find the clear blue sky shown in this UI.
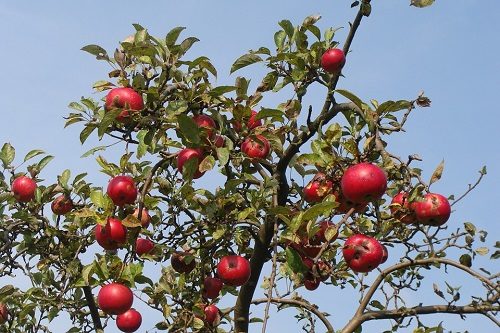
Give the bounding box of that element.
[0,1,498,332]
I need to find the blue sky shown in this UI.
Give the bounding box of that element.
[0,1,498,332]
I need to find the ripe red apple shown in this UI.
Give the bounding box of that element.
[193,114,217,139]
[177,148,205,179]
[203,304,220,326]
[51,195,73,215]
[320,48,346,73]
[412,193,451,226]
[98,283,134,315]
[105,87,144,122]
[116,308,142,333]
[341,163,387,203]
[0,303,8,324]
[132,208,151,228]
[135,238,154,256]
[233,110,262,131]
[334,190,369,214]
[171,252,196,273]
[95,218,127,251]
[290,239,322,258]
[303,173,333,203]
[241,135,270,159]
[343,234,384,273]
[107,175,137,207]
[380,244,388,264]
[303,276,321,291]
[216,255,251,286]
[12,176,37,202]
[203,276,223,299]
[390,192,415,224]
[213,135,225,148]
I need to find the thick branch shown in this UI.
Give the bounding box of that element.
[341,303,500,333]
[82,286,103,332]
[252,297,334,333]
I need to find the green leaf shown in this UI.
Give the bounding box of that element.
[285,247,307,273]
[302,202,337,222]
[230,54,263,74]
[23,149,45,162]
[58,169,71,189]
[136,130,148,159]
[209,85,237,96]
[68,101,85,112]
[81,146,107,158]
[80,124,97,144]
[177,114,201,145]
[410,0,435,8]
[279,20,294,38]
[37,155,54,171]
[199,155,215,173]
[90,190,106,209]
[0,143,15,168]
[429,160,444,185]
[274,30,287,50]
[98,109,121,139]
[81,44,108,59]
[369,300,385,310]
[464,222,476,236]
[216,147,230,166]
[178,37,200,57]
[255,108,285,122]
[192,317,205,330]
[335,89,364,111]
[459,254,472,268]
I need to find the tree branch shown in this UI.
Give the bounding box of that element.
[252,297,334,333]
[82,286,103,332]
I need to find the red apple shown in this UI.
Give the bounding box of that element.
[303,173,333,203]
[321,48,346,73]
[203,304,220,326]
[213,135,225,148]
[291,239,322,258]
[241,135,270,159]
[335,190,368,214]
[12,176,37,202]
[343,234,384,273]
[132,208,151,228]
[341,163,387,203]
[171,252,196,273]
[95,218,127,251]
[216,255,251,286]
[107,175,137,207]
[193,114,216,139]
[177,148,205,179]
[116,308,142,333]
[135,238,154,256]
[313,220,338,244]
[0,303,8,324]
[233,110,262,131]
[105,87,144,122]
[303,276,321,291]
[412,193,451,226]
[203,276,223,299]
[98,283,134,315]
[51,195,73,215]
[390,192,415,224]
[380,244,388,264]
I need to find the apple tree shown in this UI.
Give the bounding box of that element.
[0,1,498,332]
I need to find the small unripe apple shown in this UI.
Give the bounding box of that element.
[216,255,251,286]
[132,208,151,228]
[171,252,196,273]
[343,234,384,273]
[321,48,346,73]
[116,308,142,332]
[51,195,74,215]
[203,276,223,299]
[135,238,154,256]
[303,173,333,203]
[95,218,127,251]
[241,135,270,159]
[12,176,37,202]
[412,193,451,226]
[98,283,134,315]
[177,148,205,179]
[105,87,144,122]
[107,175,138,207]
[341,163,387,203]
